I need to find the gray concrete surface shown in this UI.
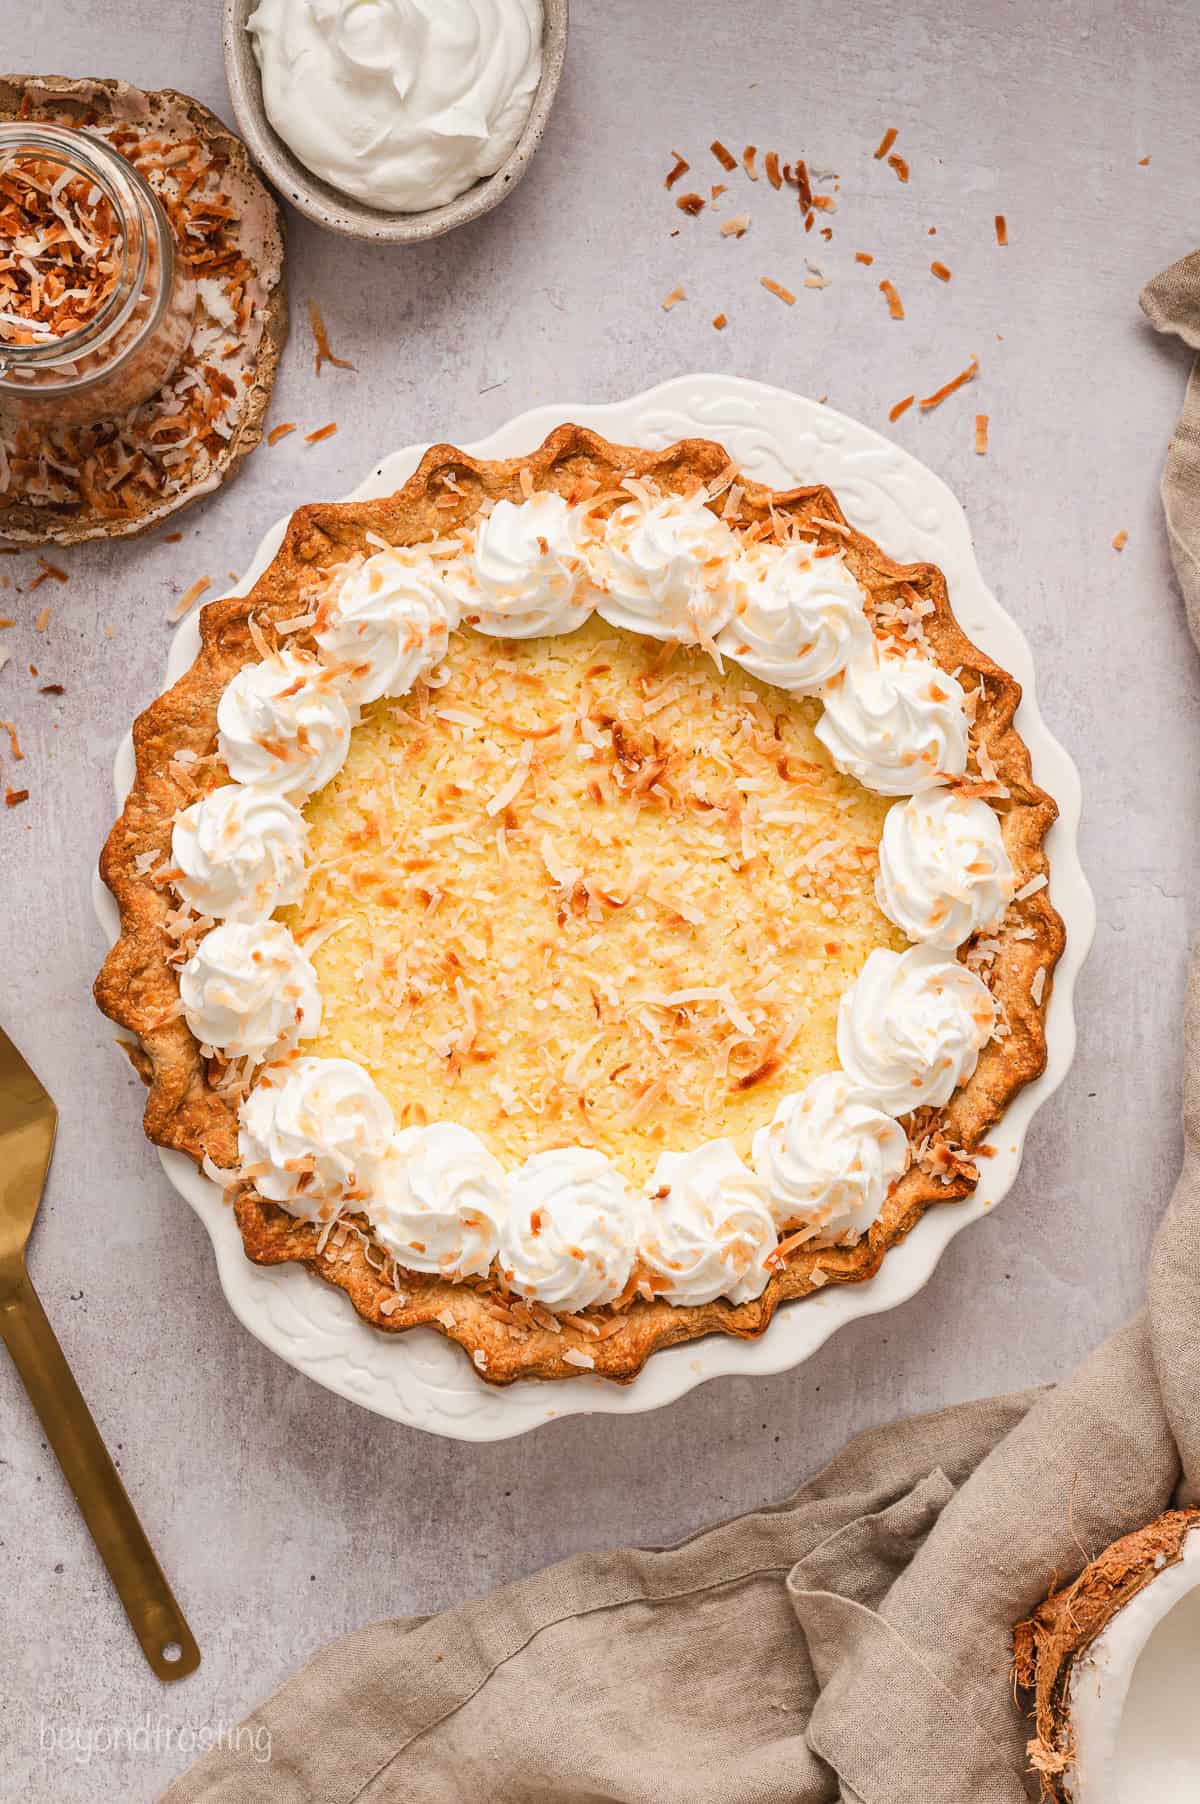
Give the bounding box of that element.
[2,2,1198,1797]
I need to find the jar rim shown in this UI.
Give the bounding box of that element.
[0,122,169,375]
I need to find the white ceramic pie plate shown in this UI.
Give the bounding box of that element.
[94,375,1093,1441]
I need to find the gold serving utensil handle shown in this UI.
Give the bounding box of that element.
[0,1025,199,1681]
[0,1269,200,1681]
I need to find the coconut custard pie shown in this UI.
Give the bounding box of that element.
[96,426,1063,1383]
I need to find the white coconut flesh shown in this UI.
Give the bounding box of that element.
[1066,1526,1200,1803]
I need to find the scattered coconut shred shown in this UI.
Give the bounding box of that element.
[879,279,905,320]
[167,574,210,623]
[919,356,980,410]
[656,121,1004,437]
[288,599,907,1184]
[28,557,68,592]
[308,300,354,376]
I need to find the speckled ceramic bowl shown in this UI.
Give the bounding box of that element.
[221,0,567,243]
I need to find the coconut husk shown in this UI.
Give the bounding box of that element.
[1013,1507,1200,1797]
[0,74,287,546]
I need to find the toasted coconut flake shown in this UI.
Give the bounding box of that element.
[710,139,737,172]
[2,717,24,759]
[267,421,297,446]
[743,145,758,181]
[5,786,28,806]
[661,284,687,311]
[879,279,905,319]
[889,395,915,423]
[34,605,51,632]
[764,151,782,190]
[1031,966,1046,1006]
[1014,872,1048,901]
[675,192,705,216]
[918,356,979,410]
[562,1346,596,1369]
[308,299,355,375]
[167,575,211,623]
[664,151,689,190]
[305,422,338,445]
[759,276,796,305]
[975,414,989,456]
[711,312,728,330]
[873,127,898,160]
[485,740,534,817]
[720,214,750,238]
[1111,528,1128,551]
[931,260,951,282]
[855,250,874,265]
[887,152,909,183]
[30,558,68,590]
[994,213,1008,245]
[0,154,123,344]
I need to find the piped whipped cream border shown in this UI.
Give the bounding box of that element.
[168,475,1020,1316]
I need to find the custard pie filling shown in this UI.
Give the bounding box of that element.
[286,617,906,1186]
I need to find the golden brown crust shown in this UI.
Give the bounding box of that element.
[95,423,1064,1383]
[1013,1509,1200,1797]
[0,74,286,547]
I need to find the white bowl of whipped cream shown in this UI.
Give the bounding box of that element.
[222,0,567,241]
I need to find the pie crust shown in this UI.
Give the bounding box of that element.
[95,425,1064,1383]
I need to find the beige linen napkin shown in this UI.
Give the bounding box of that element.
[165,259,1200,1804]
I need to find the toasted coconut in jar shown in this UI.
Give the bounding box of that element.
[0,123,195,427]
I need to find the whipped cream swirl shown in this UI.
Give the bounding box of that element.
[837,945,996,1115]
[876,786,1015,949]
[217,651,355,797]
[454,492,591,638]
[752,1072,909,1244]
[640,1141,776,1306]
[590,488,736,643]
[717,545,871,693]
[370,1122,506,1278]
[172,784,308,921]
[816,643,969,795]
[179,920,321,1062]
[316,547,460,704]
[238,1056,394,1214]
[498,1147,634,1312]
[247,0,544,215]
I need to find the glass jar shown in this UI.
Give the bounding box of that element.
[0,123,196,428]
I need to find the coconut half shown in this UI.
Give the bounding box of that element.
[1014,1508,1200,1801]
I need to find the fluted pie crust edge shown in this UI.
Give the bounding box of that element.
[95,425,1064,1384]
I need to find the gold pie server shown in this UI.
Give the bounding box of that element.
[0,1025,199,1680]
